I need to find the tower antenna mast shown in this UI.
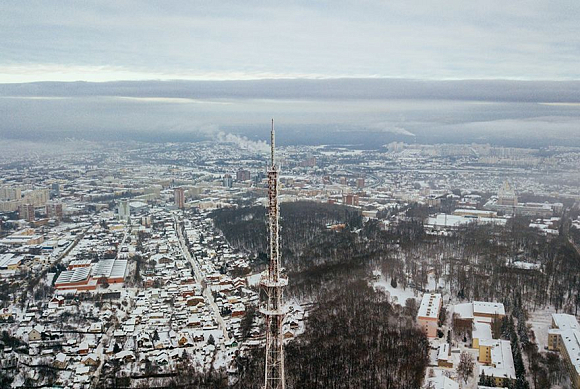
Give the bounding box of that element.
[261,119,287,389]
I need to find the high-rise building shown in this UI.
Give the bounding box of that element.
[18,204,35,222]
[0,200,21,212]
[236,169,251,182]
[356,178,365,189]
[223,174,233,188]
[51,183,60,197]
[498,181,518,206]
[300,156,316,167]
[118,199,130,221]
[174,187,185,209]
[189,187,202,195]
[22,188,49,206]
[46,202,63,220]
[343,193,359,206]
[253,172,265,185]
[0,187,21,201]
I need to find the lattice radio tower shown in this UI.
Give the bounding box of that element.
[260,119,287,389]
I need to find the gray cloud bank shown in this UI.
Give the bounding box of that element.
[1,79,579,148]
[2,79,580,103]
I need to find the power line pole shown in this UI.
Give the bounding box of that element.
[261,119,287,389]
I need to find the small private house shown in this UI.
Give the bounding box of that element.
[54,352,69,369]
[77,341,90,355]
[28,325,43,342]
[0,350,18,369]
[81,353,100,366]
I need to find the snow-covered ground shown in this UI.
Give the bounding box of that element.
[246,273,261,287]
[527,306,558,351]
[372,272,418,305]
[427,273,446,292]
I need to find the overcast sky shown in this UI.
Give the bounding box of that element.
[1,1,580,82]
[1,2,579,147]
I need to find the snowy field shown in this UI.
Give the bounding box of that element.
[372,272,418,305]
[527,306,558,351]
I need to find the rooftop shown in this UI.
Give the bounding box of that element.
[552,313,580,331]
[417,293,442,319]
[479,340,516,380]
[559,330,580,375]
[473,301,506,316]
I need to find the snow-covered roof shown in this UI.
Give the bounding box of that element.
[552,313,580,331]
[437,343,450,361]
[75,364,90,375]
[114,350,135,360]
[417,293,441,319]
[92,259,127,279]
[55,352,68,363]
[426,376,459,389]
[68,259,92,267]
[455,301,505,319]
[453,303,473,319]
[473,322,492,341]
[479,340,516,380]
[0,254,20,268]
[426,214,506,228]
[558,330,580,376]
[55,267,91,284]
[473,301,505,316]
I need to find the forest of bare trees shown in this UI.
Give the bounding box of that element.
[214,202,580,314]
[234,279,428,389]
[212,201,580,388]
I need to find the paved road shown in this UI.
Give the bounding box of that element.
[174,214,230,343]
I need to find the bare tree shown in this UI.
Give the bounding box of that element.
[457,351,474,384]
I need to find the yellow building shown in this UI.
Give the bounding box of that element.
[478,340,516,387]
[472,321,493,349]
[478,339,493,363]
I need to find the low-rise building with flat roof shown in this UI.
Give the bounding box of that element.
[547,313,580,388]
[417,293,442,338]
[478,339,516,387]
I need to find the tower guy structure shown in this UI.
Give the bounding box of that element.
[260,119,287,389]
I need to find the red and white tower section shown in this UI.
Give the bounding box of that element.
[260,119,288,389]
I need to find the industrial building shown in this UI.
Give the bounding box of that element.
[0,254,22,270]
[0,229,44,246]
[55,259,128,291]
